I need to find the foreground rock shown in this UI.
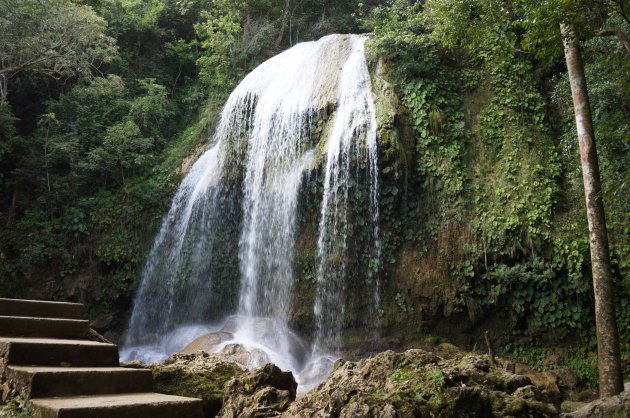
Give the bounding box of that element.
[126,352,246,417]
[125,348,588,417]
[283,349,558,418]
[562,382,630,418]
[219,363,298,418]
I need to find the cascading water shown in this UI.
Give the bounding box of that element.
[122,34,381,392]
[313,36,381,354]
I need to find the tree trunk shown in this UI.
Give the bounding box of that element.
[5,187,17,227]
[0,74,7,100]
[560,23,624,398]
[276,0,291,46]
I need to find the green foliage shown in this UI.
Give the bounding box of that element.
[195,0,244,90]
[0,101,16,159]
[501,344,599,389]
[102,0,166,35]
[470,259,592,334]
[424,0,509,52]
[365,0,426,64]
[366,0,630,353]
[395,292,408,312]
[563,349,599,388]
[82,119,152,185]
[0,0,116,91]
[401,77,465,206]
[501,346,553,371]
[0,395,29,418]
[0,0,628,372]
[0,0,374,319]
[470,53,559,260]
[517,0,630,58]
[129,79,175,141]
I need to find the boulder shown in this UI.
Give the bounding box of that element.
[218,363,297,418]
[513,385,542,400]
[434,342,464,359]
[549,368,579,391]
[562,382,630,418]
[124,347,567,417]
[561,400,588,413]
[215,344,272,369]
[181,332,234,354]
[516,364,562,402]
[138,351,247,418]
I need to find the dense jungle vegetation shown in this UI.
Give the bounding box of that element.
[0,0,628,392]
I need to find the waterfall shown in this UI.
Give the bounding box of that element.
[122,140,231,351]
[313,36,381,354]
[122,34,381,391]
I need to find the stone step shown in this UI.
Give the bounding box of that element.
[29,393,204,418]
[0,337,118,367]
[0,298,84,320]
[0,316,89,339]
[5,366,153,398]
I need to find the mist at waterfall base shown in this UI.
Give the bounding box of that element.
[121,34,381,394]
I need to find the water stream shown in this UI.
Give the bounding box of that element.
[122,34,380,393]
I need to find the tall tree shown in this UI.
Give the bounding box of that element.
[0,0,116,99]
[520,0,626,396]
[424,0,626,396]
[560,24,624,397]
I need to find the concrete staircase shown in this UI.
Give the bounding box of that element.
[0,298,203,417]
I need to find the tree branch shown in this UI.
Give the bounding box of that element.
[597,27,630,55]
[0,54,64,77]
[612,0,630,26]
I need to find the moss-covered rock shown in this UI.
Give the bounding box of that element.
[283,349,559,417]
[219,363,297,418]
[138,352,247,417]
[562,383,630,418]
[561,400,588,413]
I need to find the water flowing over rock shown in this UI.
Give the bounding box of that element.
[314,35,381,354]
[122,34,381,391]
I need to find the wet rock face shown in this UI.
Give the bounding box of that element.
[219,363,297,418]
[178,316,310,370]
[181,332,235,355]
